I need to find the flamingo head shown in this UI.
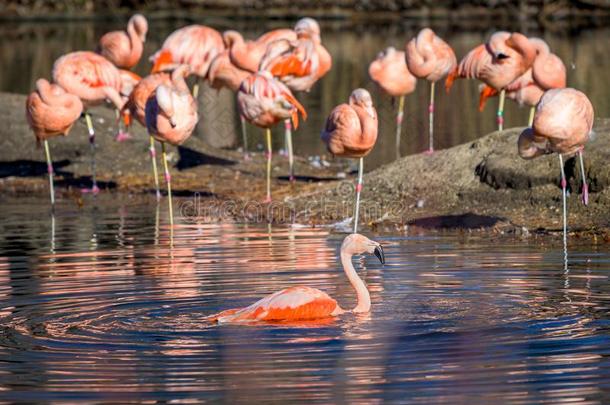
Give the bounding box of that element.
[528,37,550,56]
[156,85,178,128]
[130,14,148,42]
[349,88,375,118]
[487,31,512,62]
[295,18,320,41]
[222,30,243,48]
[379,46,397,60]
[342,234,385,264]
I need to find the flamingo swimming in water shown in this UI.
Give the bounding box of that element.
[150,25,225,98]
[321,89,378,233]
[97,14,148,70]
[223,28,298,159]
[478,37,567,126]
[25,79,84,205]
[446,31,536,131]
[124,65,191,200]
[369,46,417,159]
[208,233,385,323]
[259,18,332,182]
[517,88,594,243]
[52,51,125,194]
[405,28,456,153]
[237,71,307,202]
[145,68,198,228]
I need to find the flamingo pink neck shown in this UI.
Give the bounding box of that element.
[340,251,371,313]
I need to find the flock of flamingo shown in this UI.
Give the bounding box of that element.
[24,15,596,322]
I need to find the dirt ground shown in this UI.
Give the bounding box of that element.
[3,92,610,239]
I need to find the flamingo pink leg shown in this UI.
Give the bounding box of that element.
[149,135,161,201]
[284,119,295,182]
[497,89,506,131]
[559,154,568,245]
[265,128,272,203]
[395,95,405,159]
[161,142,174,227]
[240,114,250,160]
[82,113,100,195]
[578,149,588,206]
[425,82,435,154]
[353,157,364,233]
[43,139,55,206]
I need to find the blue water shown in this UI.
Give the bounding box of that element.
[0,196,609,402]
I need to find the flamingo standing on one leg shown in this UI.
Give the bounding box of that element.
[223,28,297,159]
[517,88,594,244]
[207,50,251,159]
[260,18,332,182]
[98,14,147,141]
[150,25,225,98]
[52,51,125,194]
[405,28,456,154]
[237,71,307,202]
[368,46,417,159]
[478,37,567,126]
[445,31,536,131]
[145,75,198,228]
[97,14,148,69]
[124,65,191,200]
[321,89,378,233]
[207,233,385,323]
[26,79,83,206]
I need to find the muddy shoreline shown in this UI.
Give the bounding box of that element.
[2,92,609,237]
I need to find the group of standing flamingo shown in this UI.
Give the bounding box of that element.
[367,28,593,241]
[25,16,332,225]
[26,18,595,242]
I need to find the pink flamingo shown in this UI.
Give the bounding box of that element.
[208,233,384,323]
[478,37,567,126]
[26,79,84,205]
[150,25,224,97]
[223,28,298,160]
[369,46,417,158]
[517,88,594,243]
[207,50,252,158]
[321,89,378,233]
[52,51,124,194]
[405,28,456,153]
[125,65,191,200]
[97,14,148,70]
[237,71,307,202]
[223,29,297,73]
[259,18,332,181]
[445,31,536,131]
[145,69,198,227]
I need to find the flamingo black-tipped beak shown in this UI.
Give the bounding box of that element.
[374,245,385,265]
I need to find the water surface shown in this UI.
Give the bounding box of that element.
[1,196,610,402]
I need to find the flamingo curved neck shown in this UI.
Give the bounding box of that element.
[340,251,370,313]
[126,23,143,58]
